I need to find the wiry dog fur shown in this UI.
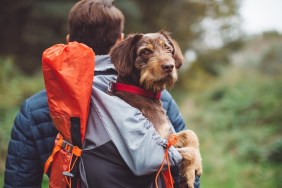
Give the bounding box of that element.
[110,31,202,188]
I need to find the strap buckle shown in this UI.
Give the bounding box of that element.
[107,81,116,94]
[61,140,74,154]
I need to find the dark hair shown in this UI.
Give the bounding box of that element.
[68,0,125,55]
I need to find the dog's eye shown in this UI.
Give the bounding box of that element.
[164,43,173,53]
[140,49,153,56]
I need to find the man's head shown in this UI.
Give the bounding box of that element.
[68,0,125,55]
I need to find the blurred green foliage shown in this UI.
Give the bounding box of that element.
[172,33,282,188]
[183,68,282,187]
[0,0,239,74]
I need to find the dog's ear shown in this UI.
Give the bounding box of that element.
[171,38,185,69]
[159,30,185,69]
[110,34,143,76]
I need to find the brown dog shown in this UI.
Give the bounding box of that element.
[109,31,202,188]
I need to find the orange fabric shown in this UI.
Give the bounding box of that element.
[42,42,95,188]
[44,134,83,188]
[42,41,95,143]
[155,135,178,188]
[49,144,72,188]
[44,134,82,174]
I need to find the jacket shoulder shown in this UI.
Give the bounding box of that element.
[161,90,186,132]
[5,90,57,187]
[21,90,57,152]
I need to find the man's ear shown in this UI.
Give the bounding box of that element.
[119,33,124,41]
[110,34,143,76]
[114,33,124,45]
[66,34,70,44]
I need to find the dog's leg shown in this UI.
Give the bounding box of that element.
[172,130,202,188]
[173,130,199,148]
[195,150,202,177]
[177,147,196,188]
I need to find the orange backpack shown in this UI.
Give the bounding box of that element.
[42,41,95,188]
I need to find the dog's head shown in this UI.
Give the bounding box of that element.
[110,31,185,92]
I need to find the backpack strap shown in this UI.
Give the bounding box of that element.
[70,117,82,188]
[94,69,117,76]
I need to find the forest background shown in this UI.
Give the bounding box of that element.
[0,0,281,187]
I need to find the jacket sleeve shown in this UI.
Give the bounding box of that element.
[4,99,43,188]
[161,90,186,132]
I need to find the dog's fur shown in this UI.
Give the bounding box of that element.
[109,31,202,188]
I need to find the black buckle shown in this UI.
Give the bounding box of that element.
[61,140,74,153]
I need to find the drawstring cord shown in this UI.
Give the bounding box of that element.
[155,135,178,188]
[65,153,79,188]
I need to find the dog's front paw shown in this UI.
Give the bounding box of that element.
[179,175,190,188]
[195,157,203,177]
[194,147,202,177]
[172,130,202,187]
[177,147,202,188]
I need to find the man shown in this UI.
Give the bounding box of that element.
[4,0,199,187]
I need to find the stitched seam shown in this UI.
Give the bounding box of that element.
[91,98,113,141]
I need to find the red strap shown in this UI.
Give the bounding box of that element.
[109,82,162,100]
[163,170,174,188]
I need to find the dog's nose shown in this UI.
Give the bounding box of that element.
[162,63,174,73]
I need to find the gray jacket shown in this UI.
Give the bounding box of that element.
[79,55,182,188]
